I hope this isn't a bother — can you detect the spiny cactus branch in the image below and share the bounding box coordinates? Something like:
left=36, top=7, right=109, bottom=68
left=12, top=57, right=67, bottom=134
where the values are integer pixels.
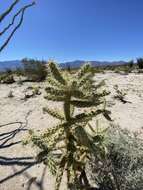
left=26, top=62, right=111, bottom=190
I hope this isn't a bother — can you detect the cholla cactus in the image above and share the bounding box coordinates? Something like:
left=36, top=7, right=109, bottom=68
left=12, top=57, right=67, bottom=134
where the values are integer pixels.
left=25, top=62, right=111, bottom=190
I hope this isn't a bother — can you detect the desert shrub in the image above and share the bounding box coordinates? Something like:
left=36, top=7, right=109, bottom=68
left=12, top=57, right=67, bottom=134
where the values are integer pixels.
left=121, top=66, right=132, bottom=74
left=32, top=86, right=41, bottom=95
left=113, top=85, right=128, bottom=103
left=22, top=58, right=48, bottom=82
left=128, top=60, right=134, bottom=68
left=137, top=58, right=143, bottom=69
left=14, top=67, right=25, bottom=76
left=138, top=69, right=143, bottom=73
left=114, top=65, right=132, bottom=74
left=5, top=68, right=13, bottom=75
left=93, top=67, right=104, bottom=73
left=24, top=62, right=111, bottom=190
left=89, top=126, right=143, bottom=190
left=0, top=73, right=15, bottom=84
left=114, top=67, right=123, bottom=74
left=27, top=85, right=41, bottom=95
left=114, top=69, right=120, bottom=74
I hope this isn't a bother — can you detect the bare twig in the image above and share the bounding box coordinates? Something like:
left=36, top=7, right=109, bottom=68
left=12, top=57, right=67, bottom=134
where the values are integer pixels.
left=0, top=0, right=20, bottom=23
left=0, top=1, right=35, bottom=53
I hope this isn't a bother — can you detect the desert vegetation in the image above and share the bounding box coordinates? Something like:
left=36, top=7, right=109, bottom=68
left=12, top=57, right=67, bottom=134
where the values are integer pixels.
left=0, top=52, right=143, bottom=189
left=89, top=125, right=143, bottom=190
left=24, top=62, right=112, bottom=190
left=137, top=58, right=143, bottom=69
left=0, top=61, right=143, bottom=190
left=1, top=1, right=143, bottom=190
left=0, top=72, right=15, bottom=84
left=0, top=58, right=48, bottom=84
left=22, top=58, right=48, bottom=82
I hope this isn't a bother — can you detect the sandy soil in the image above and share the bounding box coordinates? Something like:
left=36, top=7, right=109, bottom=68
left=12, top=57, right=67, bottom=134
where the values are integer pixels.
left=0, top=72, right=143, bottom=190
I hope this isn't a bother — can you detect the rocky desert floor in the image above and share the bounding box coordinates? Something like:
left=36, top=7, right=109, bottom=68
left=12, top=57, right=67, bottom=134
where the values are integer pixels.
left=0, top=72, right=143, bottom=190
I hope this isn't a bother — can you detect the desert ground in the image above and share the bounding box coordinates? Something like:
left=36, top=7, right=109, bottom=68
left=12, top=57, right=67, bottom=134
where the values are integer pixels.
left=0, top=72, right=143, bottom=190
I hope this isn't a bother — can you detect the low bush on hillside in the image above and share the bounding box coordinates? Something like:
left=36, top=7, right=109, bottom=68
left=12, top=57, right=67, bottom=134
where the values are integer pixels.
left=22, top=58, right=48, bottom=82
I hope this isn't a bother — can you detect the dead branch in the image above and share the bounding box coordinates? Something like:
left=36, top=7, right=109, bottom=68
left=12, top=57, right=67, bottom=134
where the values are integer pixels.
left=0, top=1, right=35, bottom=53
left=0, top=0, right=20, bottom=23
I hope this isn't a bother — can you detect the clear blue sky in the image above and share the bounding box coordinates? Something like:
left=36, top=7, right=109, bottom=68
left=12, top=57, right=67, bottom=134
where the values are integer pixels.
left=0, top=0, right=143, bottom=62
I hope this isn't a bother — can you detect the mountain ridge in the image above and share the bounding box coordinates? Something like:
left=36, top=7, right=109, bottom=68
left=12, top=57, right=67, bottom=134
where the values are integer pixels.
left=60, top=60, right=127, bottom=69
left=0, top=60, right=128, bottom=71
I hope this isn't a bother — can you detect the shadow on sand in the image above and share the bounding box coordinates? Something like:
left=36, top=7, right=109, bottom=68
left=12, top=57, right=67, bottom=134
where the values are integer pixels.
left=0, top=121, right=98, bottom=190
left=0, top=120, right=47, bottom=190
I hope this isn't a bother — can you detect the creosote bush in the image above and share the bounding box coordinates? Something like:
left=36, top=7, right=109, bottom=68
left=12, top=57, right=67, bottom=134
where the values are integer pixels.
left=0, top=73, right=15, bottom=84
left=24, top=62, right=111, bottom=190
left=22, top=58, right=48, bottom=82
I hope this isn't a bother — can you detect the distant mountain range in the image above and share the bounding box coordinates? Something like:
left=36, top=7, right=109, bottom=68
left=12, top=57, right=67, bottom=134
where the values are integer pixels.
left=60, top=60, right=127, bottom=69
left=0, top=60, right=22, bottom=71
left=0, top=60, right=128, bottom=71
